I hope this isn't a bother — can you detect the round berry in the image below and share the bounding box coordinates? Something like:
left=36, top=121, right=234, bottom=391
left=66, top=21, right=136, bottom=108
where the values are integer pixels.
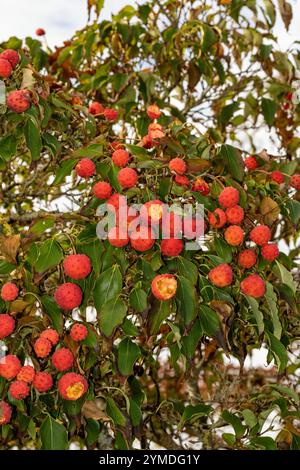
left=70, top=323, right=88, bottom=342
left=34, top=337, right=52, bottom=358
left=271, top=171, right=284, bottom=184
left=244, top=156, right=258, bottom=170
left=130, top=226, right=155, bottom=252
left=250, top=225, right=271, bottom=246
left=208, top=208, right=227, bottom=229
left=117, top=167, right=138, bottom=189
left=88, top=101, right=104, bottom=115
left=75, top=158, right=96, bottom=178
left=147, top=104, right=161, bottom=120
left=241, top=274, right=266, bottom=298
left=0, top=401, right=12, bottom=425
left=290, top=174, right=300, bottom=190
left=33, top=372, right=53, bottom=393
left=169, top=158, right=187, bottom=175
left=9, top=380, right=30, bottom=400
left=52, top=348, right=74, bottom=372
left=63, top=254, right=91, bottom=280
left=1, top=282, right=19, bottom=302
left=224, top=225, right=244, bottom=246
left=225, top=205, right=244, bottom=225
left=175, top=175, right=190, bottom=187
left=6, top=90, right=31, bottom=113
left=151, top=274, right=177, bottom=301
left=0, top=49, right=20, bottom=68
left=261, top=243, right=279, bottom=262
left=54, top=283, right=83, bottom=310
left=208, top=263, right=233, bottom=287
left=58, top=372, right=88, bottom=401
left=0, top=314, right=15, bottom=340
left=17, top=365, right=35, bottom=383
left=0, top=355, right=21, bottom=380
left=219, top=187, right=239, bottom=208
left=0, top=58, right=12, bottom=78
left=161, top=238, right=184, bottom=257
left=238, top=249, right=257, bottom=269
left=108, top=226, right=129, bottom=248
left=112, top=149, right=130, bottom=168
left=93, top=181, right=112, bottom=199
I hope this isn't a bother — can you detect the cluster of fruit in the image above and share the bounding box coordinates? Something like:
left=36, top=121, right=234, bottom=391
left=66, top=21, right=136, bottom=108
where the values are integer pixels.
left=244, top=156, right=300, bottom=190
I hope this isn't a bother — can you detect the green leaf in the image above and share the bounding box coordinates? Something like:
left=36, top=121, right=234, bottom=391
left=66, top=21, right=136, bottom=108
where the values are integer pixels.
left=201, top=24, right=217, bottom=52
left=220, top=144, right=244, bottom=182
left=287, top=200, right=300, bottom=225
left=40, top=416, right=68, bottom=450
left=179, top=404, right=212, bottom=429
left=0, top=135, right=17, bottom=161
left=214, top=237, right=232, bottom=263
left=148, top=299, right=172, bottom=335
left=99, top=297, right=127, bottom=337
left=0, top=260, right=16, bottom=275
left=176, top=257, right=198, bottom=285
left=78, top=239, right=104, bottom=277
left=106, top=397, right=126, bottom=427
left=199, top=305, right=220, bottom=337
left=40, top=295, right=64, bottom=333
left=86, top=419, right=100, bottom=447
left=245, top=295, right=264, bottom=335
left=273, top=260, right=296, bottom=294
left=94, top=265, right=122, bottom=310
left=261, top=98, right=277, bottom=126
left=269, top=384, right=299, bottom=405
left=129, top=398, right=142, bottom=427
left=176, top=276, right=197, bottom=325
left=250, top=436, right=277, bottom=450
left=265, top=282, right=282, bottom=339
left=222, top=410, right=245, bottom=438
left=129, top=288, right=148, bottom=313
left=125, top=144, right=148, bottom=157
left=222, top=433, right=236, bottom=446
left=266, top=331, right=288, bottom=373
left=219, top=102, right=239, bottom=125
left=182, top=320, right=202, bottom=358
left=242, top=409, right=257, bottom=429
left=24, top=119, right=42, bottom=160
left=53, top=159, right=76, bottom=185
left=118, top=338, right=141, bottom=376
left=35, top=239, right=63, bottom=272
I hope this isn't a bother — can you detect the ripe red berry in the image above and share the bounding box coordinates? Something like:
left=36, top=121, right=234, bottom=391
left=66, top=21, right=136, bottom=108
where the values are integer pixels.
left=241, top=274, right=265, bottom=298
left=108, top=226, right=129, bottom=247
left=40, top=329, right=59, bottom=346
left=175, top=175, right=190, bottom=187
left=208, top=263, right=233, bottom=287
left=72, top=95, right=83, bottom=106
left=250, top=225, right=271, bottom=246
left=192, top=177, right=210, bottom=195
left=290, top=174, right=300, bottom=190
left=225, top=205, right=244, bottom=225
left=163, top=211, right=182, bottom=237
left=0, top=401, right=12, bottom=425
left=244, top=156, right=258, bottom=170
left=151, top=274, right=177, bottom=301
left=93, top=181, right=112, bottom=199
left=63, top=254, right=91, bottom=280
left=0, top=314, right=15, bottom=340
left=140, top=200, right=164, bottom=225
left=208, top=208, right=227, bottom=229
left=261, top=243, right=279, bottom=261
left=0, top=49, right=20, bottom=68
left=238, top=249, right=257, bottom=269
left=103, top=108, right=118, bottom=121
left=36, top=28, right=46, bottom=36
left=0, top=58, right=12, bottom=78
left=142, top=134, right=154, bottom=148
left=75, top=158, right=96, bottom=178
left=0, top=355, right=21, bottom=380
left=219, top=187, right=239, bottom=208
left=9, top=380, right=30, bottom=400
left=117, top=167, right=138, bottom=189
left=107, top=193, right=127, bottom=212
left=52, top=348, right=74, bottom=372
left=6, top=90, right=31, bottom=113
left=110, top=141, right=124, bottom=151
left=169, top=158, right=187, bottom=175
left=130, top=226, right=155, bottom=252
left=70, top=323, right=88, bottom=342
left=271, top=171, right=284, bottom=184
left=34, top=337, right=52, bottom=358
left=148, top=122, right=164, bottom=139
left=1, top=282, right=19, bottom=301
left=58, top=372, right=88, bottom=401
left=112, top=149, right=130, bottom=168
left=224, top=225, right=244, bottom=246
left=88, top=101, right=104, bottom=115
left=147, top=104, right=161, bottom=120
left=161, top=238, right=184, bottom=257
left=54, top=283, right=83, bottom=310
left=17, top=365, right=35, bottom=383
left=33, top=371, right=53, bottom=393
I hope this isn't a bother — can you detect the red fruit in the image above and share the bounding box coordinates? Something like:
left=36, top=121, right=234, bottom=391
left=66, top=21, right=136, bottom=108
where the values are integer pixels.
left=192, top=177, right=210, bottom=195
left=182, top=216, right=200, bottom=239
left=117, top=167, right=138, bottom=189
left=112, top=149, right=130, bottom=168
left=70, top=323, right=88, bottom=342
left=63, top=254, right=91, bottom=280
left=54, top=283, right=83, bottom=310
left=140, top=200, right=164, bottom=225
left=0, top=401, right=12, bottom=425
left=0, top=58, right=12, bottom=78
left=290, top=174, right=300, bottom=190
left=36, top=28, right=45, bottom=36
left=208, top=263, right=233, bottom=287
left=110, top=141, right=124, bottom=151
left=52, top=348, right=74, bottom=372
left=17, top=365, right=35, bottom=383
left=142, top=134, right=154, bottom=148
left=93, top=181, right=112, bottom=199
left=238, top=249, right=257, bottom=269
left=224, top=225, right=244, bottom=246
left=148, top=122, right=164, bottom=139
left=161, top=238, right=184, bottom=257
left=162, top=211, right=182, bottom=238
left=261, top=243, right=279, bottom=261
left=103, top=108, right=118, bottom=121
left=108, top=226, right=129, bottom=247
left=72, top=95, right=83, bottom=106
left=1, top=282, right=19, bottom=301
left=250, top=225, right=271, bottom=246
left=34, top=337, right=52, bottom=358
left=225, top=205, right=244, bottom=225
left=147, top=104, right=161, bottom=120
left=107, top=193, right=127, bottom=212
left=88, top=101, right=104, bottom=115
left=40, top=328, right=59, bottom=346
left=0, top=49, right=20, bottom=68
left=130, top=226, right=155, bottom=252
left=58, top=372, right=88, bottom=401
left=219, top=187, right=239, bottom=208
left=240, top=274, right=265, bottom=298
left=169, top=158, right=187, bottom=175
left=244, top=156, right=258, bottom=170
left=175, top=175, right=190, bottom=187
left=6, top=90, right=31, bottom=113
left=151, top=274, right=177, bottom=301
left=9, top=380, right=30, bottom=400
left=271, top=171, right=284, bottom=184
left=208, top=208, right=227, bottom=228
left=0, top=355, right=21, bottom=380
left=0, top=314, right=15, bottom=340
left=33, top=371, right=53, bottom=393
left=75, top=158, right=96, bottom=178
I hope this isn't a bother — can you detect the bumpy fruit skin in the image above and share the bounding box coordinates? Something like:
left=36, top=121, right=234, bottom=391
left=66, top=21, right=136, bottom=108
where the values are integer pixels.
left=238, top=249, right=257, bottom=269
left=103, top=108, right=118, bottom=121
left=208, top=208, right=227, bottom=228
left=192, top=177, right=210, bottom=195
left=147, top=104, right=161, bottom=120
left=110, top=141, right=124, bottom=151
left=40, top=329, right=59, bottom=346
left=58, top=372, right=88, bottom=401
left=0, top=401, right=12, bottom=425
left=9, top=380, right=30, bottom=400
left=52, top=348, right=74, bottom=372
left=141, top=200, right=164, bottom=225
left=130, top=226, right=155, bottom=252
left=169, top=158, right=187, bottom=175
left=112, top=149, right=130, bottom=168
left=250, top=225, right=271, bottom=246
left=0, top=355, right=21, bottom=380
left=117, top=167, right=138, bottom=189
left=183, top=216, right=205, bottom=239
left=33, top=372, right=53, bottom=392
left=0, top=58, right=12, bottom=78
left=54, top=283, right=83, bottom=310
left=161, top=238, right=184, bottom=257
left=93, top=181, right=112, bottom=200
left=17, top=365, right=35, bottom=383
left=175, top=175, right=190, bottom=187
left=75, top=158, right=96, bottom=178
left=6, top=90, right=31, bottom=113
left=240, top=274, right=266, bottom=298
left=244, top=156, right=258, bottom=170
left=151, top=274, right=177, bottom=301
left=1, top=282, right=19, bottom=301
left=70, top=323, right=88, bottom=342
left=0, top=314, right=15, bottom=340
left=148, top=122, right=164, bottom=139
left=34, top=337, right=52, bottom=358
left=162, top=212, right=182, bottom=238
left=36, top=28, right=45, bottom=36
left=271, top=171, right=284, bottom=184
left=261, top=243, right=279, bottom=261
left=0, top=49, right=20, bottom=68
left=208, top=263, right=233, bottom=287
left=108, top=226, right=129, bottom=247
left=107, top=193, right=127, bottom=212
left=224, top=225, right=244, bottom=246
left=219, top=187, right=239, bottom=208
left=88, top=101, right=104, bottom=115
left=225, top=205, right=244, bottom=225
left=290, top=174, right=300, bottom=190
left=63, top=254, right=91, bottom=280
